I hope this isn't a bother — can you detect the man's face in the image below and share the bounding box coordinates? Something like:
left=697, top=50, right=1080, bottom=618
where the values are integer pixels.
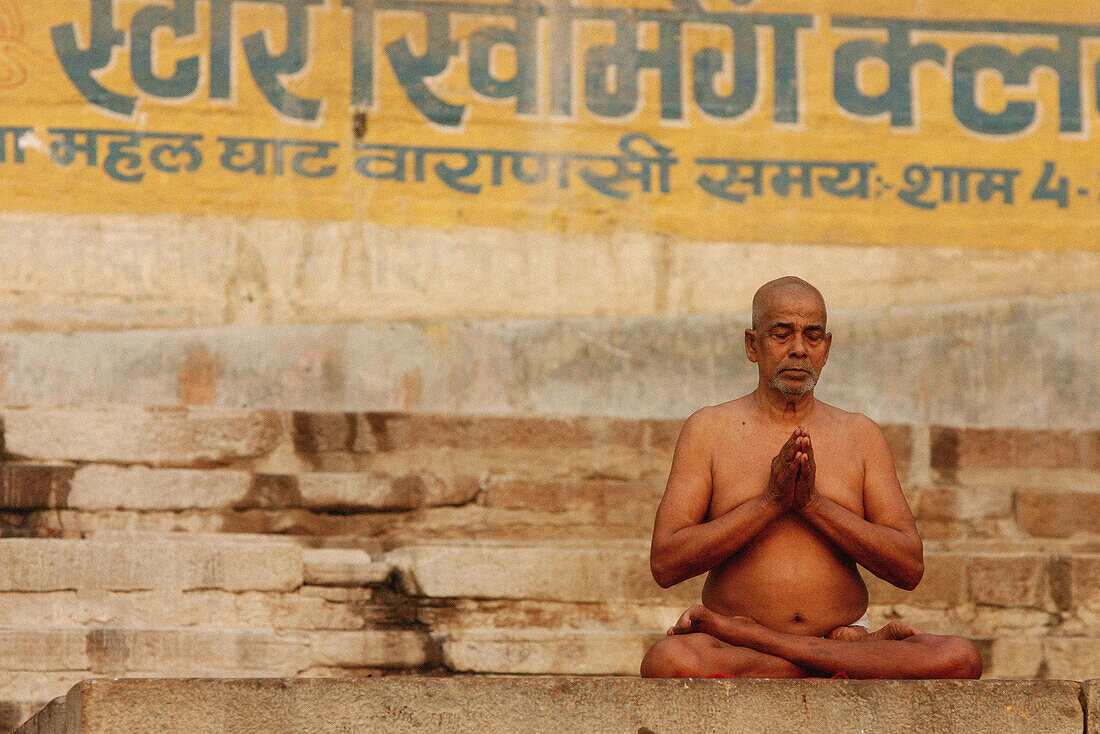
left=745, top=290, right=831, bottom=396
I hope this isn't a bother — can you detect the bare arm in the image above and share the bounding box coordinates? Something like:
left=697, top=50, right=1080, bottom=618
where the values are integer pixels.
left=650, top=411, right=798, bottom=588
left=793, top=419, right=923, bottom=590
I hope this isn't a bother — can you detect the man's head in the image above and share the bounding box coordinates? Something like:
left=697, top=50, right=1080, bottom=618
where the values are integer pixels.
left=745, top=277, right=831, bottom=396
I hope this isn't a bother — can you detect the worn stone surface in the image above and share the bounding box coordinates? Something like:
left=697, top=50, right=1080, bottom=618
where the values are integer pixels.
left=1016, top=490, right=1100, bottom=539
left=1, top=407, right=282, bottom=466
left=986, top=639, right=1045, bottom=679
left=302, top=549, right=392, bottom=587
left=967, top=555, right=1051, bottom=610
left=387, top=541, right=701, bottom=604
left=14, top=677, right=1087, bottom=734
left=2, top=294, right=1099, bottom=428
left=1087, top=679, right=1099, bottom=734
left=68, top=467, right=252, bottom=511
left=441, top=629, right=658, bottom=675
left=0, top=538, right=302, bottom=592
left=0, top=464, right=75, bottom=510
left=1042, top=638, right=1100, bottom=680
left=0, top=589, right=364, bottom=630
left=294, top=473, right=480, bottom=511
left=0, top=627, right=306, bottom=676
left=307, top=630, right=434, bottom=669
left=860, top=554, right=968, bottom=608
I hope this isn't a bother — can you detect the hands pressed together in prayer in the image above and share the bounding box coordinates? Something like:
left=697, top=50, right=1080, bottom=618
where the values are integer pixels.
left=763, top=427, right=820, bottom=514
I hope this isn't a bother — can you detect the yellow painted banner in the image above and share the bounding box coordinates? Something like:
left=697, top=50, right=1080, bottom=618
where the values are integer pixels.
left=2, top=0, right=1099, bottom=248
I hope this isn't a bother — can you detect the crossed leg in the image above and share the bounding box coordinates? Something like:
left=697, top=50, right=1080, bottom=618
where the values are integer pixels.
left=641, top=606, right=982, bottom=680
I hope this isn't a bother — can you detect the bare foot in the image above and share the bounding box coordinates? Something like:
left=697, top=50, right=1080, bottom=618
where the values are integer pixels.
left=868, top=621, right=922, bottom=641
left=826, top=625, right=870, bottom=642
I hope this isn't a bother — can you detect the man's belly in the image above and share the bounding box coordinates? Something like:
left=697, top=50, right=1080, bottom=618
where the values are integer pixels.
left=700, top=517, right=869, bottom=637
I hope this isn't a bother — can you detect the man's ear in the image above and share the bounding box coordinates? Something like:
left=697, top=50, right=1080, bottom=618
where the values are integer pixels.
left=745, top=329, right=759, bottom=363
left=822, top=332, right=832, bottom=362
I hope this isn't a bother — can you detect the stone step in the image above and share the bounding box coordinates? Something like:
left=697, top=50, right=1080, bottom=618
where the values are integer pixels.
left=0, top=625, right=434, bottom=677
left=0, top=536, right=302, bottom=592
left=15, top=677, right=1095, bottom=734
left=0, top=462, right=479, bottom=512
left=385, top=540, right=1100, bottom=610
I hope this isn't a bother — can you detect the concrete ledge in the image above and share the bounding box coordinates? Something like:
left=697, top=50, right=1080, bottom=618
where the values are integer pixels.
left=15, top=677, right=1091, bottom=734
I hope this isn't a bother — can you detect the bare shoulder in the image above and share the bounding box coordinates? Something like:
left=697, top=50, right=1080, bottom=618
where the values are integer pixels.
left=675, top=398, right=751, bottom=451
left=814, top=403, right=889, bottom=452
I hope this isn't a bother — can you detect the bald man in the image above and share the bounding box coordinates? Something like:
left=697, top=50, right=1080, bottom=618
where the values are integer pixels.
left=640, top=277, right=982, bottom=679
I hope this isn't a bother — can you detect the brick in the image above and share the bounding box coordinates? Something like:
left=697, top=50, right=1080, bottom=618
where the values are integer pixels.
left=308, top=630, right=434, bottom=669
left=1042, top=637, right=1100, bottom=680
left=480, top=477, right=662, bottom=524
left=1069, top=556, right=1100, bottom=612
left=0, top=538, right=302, bottom=592
left=0, top=463, right=75, bottom=510
left=440, top=628, right=657, bottom=675
left=386, top=542, right=701, bottom=605
left=295, top=472, right=480, bottom=511
left=914, top=486, right=1012, bottom=523
left=967, top=554, right=1050, bottom=609
left=986, top=638, right=1044, bottom=679
left=369, top=415, right=648, bottom=452
left=862, top=554, right=968, bottom=608
left=67, top=466, right=251, bottom=510
left=930, top=427, right=1099, bottom=472
left=1017, top=490, right=1100, bottom=539
left=291, top=413, right=357, bottom=454
left=303, top=549, right=393, bottom=587
left=965, top=608, right=1054, bottom=637
left=880, top=424, right=912, bottom=474
left=1, top=407, right=282, bottom=466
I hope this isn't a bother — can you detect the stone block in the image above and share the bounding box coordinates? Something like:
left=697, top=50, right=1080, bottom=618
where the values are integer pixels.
left=0, top=627, right=305, bottom=676
left=296, top=473, right=479, bottom=511
left=1087, top=679, right=1099, bottom=734
left=1017, top=490, right=1100, bottom=539
left=914, top=486, right=1013, bottom=523
left=242, top=472, right=479, bottom=511
left=440, top=628, right=657, bottom=674
left=67, top=466, right=251, bottom=510
left=862, top=553, right=968, bottom=608
left=387, top=542, right=701, bottom=605
left=1, top=407, right=282, bottom=466
left=480, top=477, right=662, bottom=525
left=308, top=630, right=434, bottom=669
left=14, top=677, right=1088, bottom=734
left=931, top=427, right=1099, bottom=472
left=1042, top=638, right=1100, bottom=681
left=1071, top=556, right=1100, bottom=611
left=0, top=538, right=302, bottom=592
left=880, top=424, right=912, bottom=474
left=967, top=554, right=1050, bottom=609
left=370, top=415, right=649, bottom=452
left=302, top=549, right=393, bottom=587
left=986, top=638, right=1044, bottom=679
left=0, top=463, right=75, bottom=510
left=290, top=413, right=357, bottom=454
left=0, top=589, right=364, bottom=631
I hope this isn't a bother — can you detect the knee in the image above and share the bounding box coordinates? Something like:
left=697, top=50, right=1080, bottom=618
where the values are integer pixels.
left=936, top=636, right=983, bottom=679
left=640, top=635, right=707, bottom=678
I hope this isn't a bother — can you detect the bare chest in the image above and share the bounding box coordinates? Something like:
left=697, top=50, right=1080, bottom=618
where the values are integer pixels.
left=708, top=430, right=865, bottom=519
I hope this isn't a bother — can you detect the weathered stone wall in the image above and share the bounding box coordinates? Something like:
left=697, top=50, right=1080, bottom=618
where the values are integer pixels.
left=0, top=408, right=1097, bottom=730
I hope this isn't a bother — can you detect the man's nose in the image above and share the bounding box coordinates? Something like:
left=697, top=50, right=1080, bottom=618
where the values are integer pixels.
left=789, top=333, right=808, bottom=357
